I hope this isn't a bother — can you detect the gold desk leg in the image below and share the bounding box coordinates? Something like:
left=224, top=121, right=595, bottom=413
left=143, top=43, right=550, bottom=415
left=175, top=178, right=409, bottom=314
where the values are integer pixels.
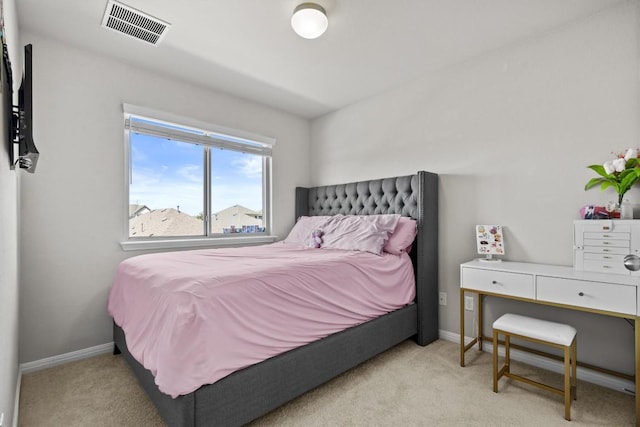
left=460, top=288, right=465, bottom=367
left=635, top=317, right=639, bottom=424
left=478, top=293, right=484, bottom=352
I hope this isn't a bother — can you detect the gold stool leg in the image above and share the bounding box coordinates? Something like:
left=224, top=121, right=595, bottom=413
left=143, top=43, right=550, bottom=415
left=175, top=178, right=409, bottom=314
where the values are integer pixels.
left=564, top=345, right=571, bottom=421
left=493, top=329, right=499, bottom=392
left=505, top=334, right=510, bottom=374
left=571, top=338, right=577, bottom=401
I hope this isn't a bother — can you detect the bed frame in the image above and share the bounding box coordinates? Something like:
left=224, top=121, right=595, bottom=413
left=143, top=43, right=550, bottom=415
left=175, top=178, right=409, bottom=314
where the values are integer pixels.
left=113, top=170, right=439, bottom=426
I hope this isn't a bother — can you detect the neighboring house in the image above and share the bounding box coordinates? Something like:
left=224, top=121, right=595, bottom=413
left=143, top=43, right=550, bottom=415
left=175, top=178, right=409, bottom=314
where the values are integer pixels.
left=211, top=205, right=264, bottom=234
left=129, top=204, right=151, bottom=219
left=129, top=205, right=264, bottom=237
left=129, top=208, right=204, bottom=237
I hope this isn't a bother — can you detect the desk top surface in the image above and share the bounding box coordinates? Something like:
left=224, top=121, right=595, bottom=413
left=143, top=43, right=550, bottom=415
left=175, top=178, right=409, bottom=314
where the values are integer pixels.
left=461, top=259, right=639, bottom=287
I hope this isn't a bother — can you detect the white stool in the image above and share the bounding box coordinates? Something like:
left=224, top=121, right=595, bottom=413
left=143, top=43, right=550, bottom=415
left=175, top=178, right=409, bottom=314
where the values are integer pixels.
left=493, top=313, right=577, bottom=421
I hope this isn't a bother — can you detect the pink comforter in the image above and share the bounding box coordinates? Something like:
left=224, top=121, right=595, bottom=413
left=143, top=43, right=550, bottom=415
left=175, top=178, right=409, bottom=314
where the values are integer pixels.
left=108, top=242, right=415, bottom=397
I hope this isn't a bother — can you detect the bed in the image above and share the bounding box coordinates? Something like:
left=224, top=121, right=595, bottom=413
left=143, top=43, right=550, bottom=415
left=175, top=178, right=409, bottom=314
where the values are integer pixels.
left=111, top=170, right=439, bottom=426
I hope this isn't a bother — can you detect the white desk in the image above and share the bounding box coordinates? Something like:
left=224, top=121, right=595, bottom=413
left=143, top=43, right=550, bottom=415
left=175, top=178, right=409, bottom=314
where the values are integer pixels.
left=459, top=259, right=640, bottom=423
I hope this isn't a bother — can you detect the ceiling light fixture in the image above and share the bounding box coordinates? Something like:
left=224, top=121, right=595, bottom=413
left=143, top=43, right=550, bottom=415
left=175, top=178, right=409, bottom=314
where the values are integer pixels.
left=291, top=3, right=328, bottom=39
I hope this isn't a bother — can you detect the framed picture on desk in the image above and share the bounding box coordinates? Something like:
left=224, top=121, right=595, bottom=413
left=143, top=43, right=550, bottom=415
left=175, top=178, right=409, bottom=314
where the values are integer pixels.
left=476, top=225, right=505, bottom=260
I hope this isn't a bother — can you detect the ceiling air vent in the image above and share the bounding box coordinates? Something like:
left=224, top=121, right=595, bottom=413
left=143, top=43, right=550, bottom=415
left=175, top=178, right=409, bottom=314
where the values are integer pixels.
left=101, top=0, right=171, bottom=46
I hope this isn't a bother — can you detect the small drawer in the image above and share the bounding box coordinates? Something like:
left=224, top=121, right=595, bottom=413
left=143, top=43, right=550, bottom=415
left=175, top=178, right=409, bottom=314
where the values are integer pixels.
left=582, top=259, right=629, bottom=275
left=579, top=221, right=631, bottom=233
left=583, top=252, right=624, bottom=262
left=582, top=246, right=630, bottom=255
left=584, top=232, right=630, bottom=240
left=583, top=239, right=630, bottom=248
left=537, top=276, right=636, bottom=315
left=461, top=267, right=534, bottom=299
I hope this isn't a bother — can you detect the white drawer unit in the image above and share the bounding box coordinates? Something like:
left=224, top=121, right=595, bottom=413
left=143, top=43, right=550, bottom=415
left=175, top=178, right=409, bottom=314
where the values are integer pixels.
left=536, top=276, right=636, bottom=315
left=461, top=267, right=534, bottom=299
left=574, top=220, right=640, bottom=275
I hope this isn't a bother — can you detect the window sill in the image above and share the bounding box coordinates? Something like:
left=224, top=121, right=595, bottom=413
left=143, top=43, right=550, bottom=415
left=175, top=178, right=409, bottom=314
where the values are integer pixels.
left=120, top=235, right=278, bottom=252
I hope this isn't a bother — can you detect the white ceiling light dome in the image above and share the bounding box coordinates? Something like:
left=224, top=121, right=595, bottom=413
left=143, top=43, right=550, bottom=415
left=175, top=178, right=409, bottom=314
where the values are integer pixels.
left=291, top=3, right=328, bottom=39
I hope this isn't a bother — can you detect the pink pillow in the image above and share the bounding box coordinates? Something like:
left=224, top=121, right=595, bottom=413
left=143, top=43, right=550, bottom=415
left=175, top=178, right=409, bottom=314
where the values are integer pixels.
left=284, top=216, right=332, bottom=244
left=383, top=217, right=417, bottom=255
left=321, top=214, right=400, bottom=255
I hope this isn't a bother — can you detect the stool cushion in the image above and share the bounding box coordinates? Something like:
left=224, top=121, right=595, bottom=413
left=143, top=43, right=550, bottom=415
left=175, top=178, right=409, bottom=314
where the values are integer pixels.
left=493, top=313, right=576, bottom=346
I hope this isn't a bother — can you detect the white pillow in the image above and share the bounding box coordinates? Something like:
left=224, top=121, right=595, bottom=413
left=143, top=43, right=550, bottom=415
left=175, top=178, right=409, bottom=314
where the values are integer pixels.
left=283, top=216, right=332, bottom=244
left=321, top=214, right=401, bottom=255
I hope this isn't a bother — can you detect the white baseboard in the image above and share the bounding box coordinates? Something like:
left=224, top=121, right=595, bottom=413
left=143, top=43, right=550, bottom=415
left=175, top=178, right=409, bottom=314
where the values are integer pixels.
left=20, top=342, right=114, bottom=375
left=438, top=329, right=635, bottom=395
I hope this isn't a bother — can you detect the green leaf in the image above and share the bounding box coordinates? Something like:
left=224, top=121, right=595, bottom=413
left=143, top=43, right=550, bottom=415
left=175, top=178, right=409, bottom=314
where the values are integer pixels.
left=621, top=172, right=639, bottom=189
left=619, top=168, right=635, bottom=180
left=600, top=181, right=615, bottom=191
left=585, top=177, right=606, bottom=190
left=587, top=164, right=610, bottom=178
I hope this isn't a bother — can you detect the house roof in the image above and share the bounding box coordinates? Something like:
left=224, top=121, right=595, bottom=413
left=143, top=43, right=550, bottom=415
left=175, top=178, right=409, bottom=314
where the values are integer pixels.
left=129, top=208, right=204, bottom=237
left=214, top=204, right=261, bottom=217
left=211, top=205, right=263, bottom=233
left=129, top=204, right=150, bottom=218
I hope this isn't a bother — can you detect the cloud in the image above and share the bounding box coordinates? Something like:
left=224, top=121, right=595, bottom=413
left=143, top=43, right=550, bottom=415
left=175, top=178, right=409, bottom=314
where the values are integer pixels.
left=234, top=155, right=262, bottom=178
left=130, top=168, right=203, bottom=216
left=178, top=164, right=202, bottom=183
left=211, top=182, right=263, bottom=213
left=130, top=145, right=147, bottom=163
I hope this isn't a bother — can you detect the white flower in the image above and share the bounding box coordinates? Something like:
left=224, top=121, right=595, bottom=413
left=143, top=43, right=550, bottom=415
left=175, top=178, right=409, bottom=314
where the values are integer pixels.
left=612, top=157, right=626, bottom=172
left=625, top=148, right=638, bottom=161
left=603, top=160, right=615, bottom=174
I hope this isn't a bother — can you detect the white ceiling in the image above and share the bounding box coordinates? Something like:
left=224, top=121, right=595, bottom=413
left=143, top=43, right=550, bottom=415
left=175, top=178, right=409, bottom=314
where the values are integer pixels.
left=17, top=0, right=626, bottom=119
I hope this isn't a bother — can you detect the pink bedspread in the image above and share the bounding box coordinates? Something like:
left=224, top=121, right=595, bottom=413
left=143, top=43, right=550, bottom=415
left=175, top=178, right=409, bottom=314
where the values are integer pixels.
left=108, top=242, right=415, bottom=398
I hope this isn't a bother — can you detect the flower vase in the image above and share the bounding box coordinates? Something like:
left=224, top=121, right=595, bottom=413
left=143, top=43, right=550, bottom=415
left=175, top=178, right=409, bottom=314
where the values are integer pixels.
left=620, top=199, right=633, bottom=219
left=606, top=201, right=620, bottom=219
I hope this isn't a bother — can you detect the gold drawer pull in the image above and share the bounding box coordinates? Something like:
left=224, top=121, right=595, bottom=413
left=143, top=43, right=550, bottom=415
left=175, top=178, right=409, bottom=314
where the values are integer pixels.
left=603, top=265, right=612, bottom=269
left=603, top=249, right=610, bottom=252
left=603, top=256, right=612, bottom=259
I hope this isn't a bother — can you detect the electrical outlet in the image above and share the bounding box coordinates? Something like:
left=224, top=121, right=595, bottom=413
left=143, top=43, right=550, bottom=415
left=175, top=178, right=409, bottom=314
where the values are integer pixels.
left=464, top=296, right=474, bottom=311
left=438, top=292, right=447, bottom=306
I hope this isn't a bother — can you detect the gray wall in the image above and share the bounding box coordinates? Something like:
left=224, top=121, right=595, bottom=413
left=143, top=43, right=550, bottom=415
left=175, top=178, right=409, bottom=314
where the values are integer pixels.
left=0, top=0, right=20, bottom=423
left=310, top=2, right=640, bottom=374
left=18, top=33, right=311, bottom=363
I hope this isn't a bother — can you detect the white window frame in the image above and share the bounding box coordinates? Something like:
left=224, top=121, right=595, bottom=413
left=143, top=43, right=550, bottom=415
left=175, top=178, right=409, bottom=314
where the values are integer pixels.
left=120, top=104, right=277, bottom=251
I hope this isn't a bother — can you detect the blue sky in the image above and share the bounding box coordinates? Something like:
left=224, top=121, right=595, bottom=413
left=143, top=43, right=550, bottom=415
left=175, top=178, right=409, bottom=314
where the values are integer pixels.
left=130, top=133, right=263, bottom=216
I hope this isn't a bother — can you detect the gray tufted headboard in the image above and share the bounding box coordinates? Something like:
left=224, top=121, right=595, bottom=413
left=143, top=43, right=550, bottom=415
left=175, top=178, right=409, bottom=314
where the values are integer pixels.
left=294, top=171, right=438, bottom=345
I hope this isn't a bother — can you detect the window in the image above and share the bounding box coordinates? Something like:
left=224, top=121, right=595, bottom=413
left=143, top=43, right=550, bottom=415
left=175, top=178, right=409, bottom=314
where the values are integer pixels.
left=123, top=105, right=274, bottom=249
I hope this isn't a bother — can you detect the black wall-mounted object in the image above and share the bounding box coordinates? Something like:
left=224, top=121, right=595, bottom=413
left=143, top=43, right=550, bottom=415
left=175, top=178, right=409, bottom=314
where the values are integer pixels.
left=2, top=41, right=13, bottom=167
left=4, top=43, right=39, bottom=173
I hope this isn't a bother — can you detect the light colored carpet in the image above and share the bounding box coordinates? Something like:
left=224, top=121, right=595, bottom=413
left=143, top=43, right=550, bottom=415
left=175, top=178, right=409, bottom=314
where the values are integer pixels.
left=19, top=339, right=635, bottom=426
